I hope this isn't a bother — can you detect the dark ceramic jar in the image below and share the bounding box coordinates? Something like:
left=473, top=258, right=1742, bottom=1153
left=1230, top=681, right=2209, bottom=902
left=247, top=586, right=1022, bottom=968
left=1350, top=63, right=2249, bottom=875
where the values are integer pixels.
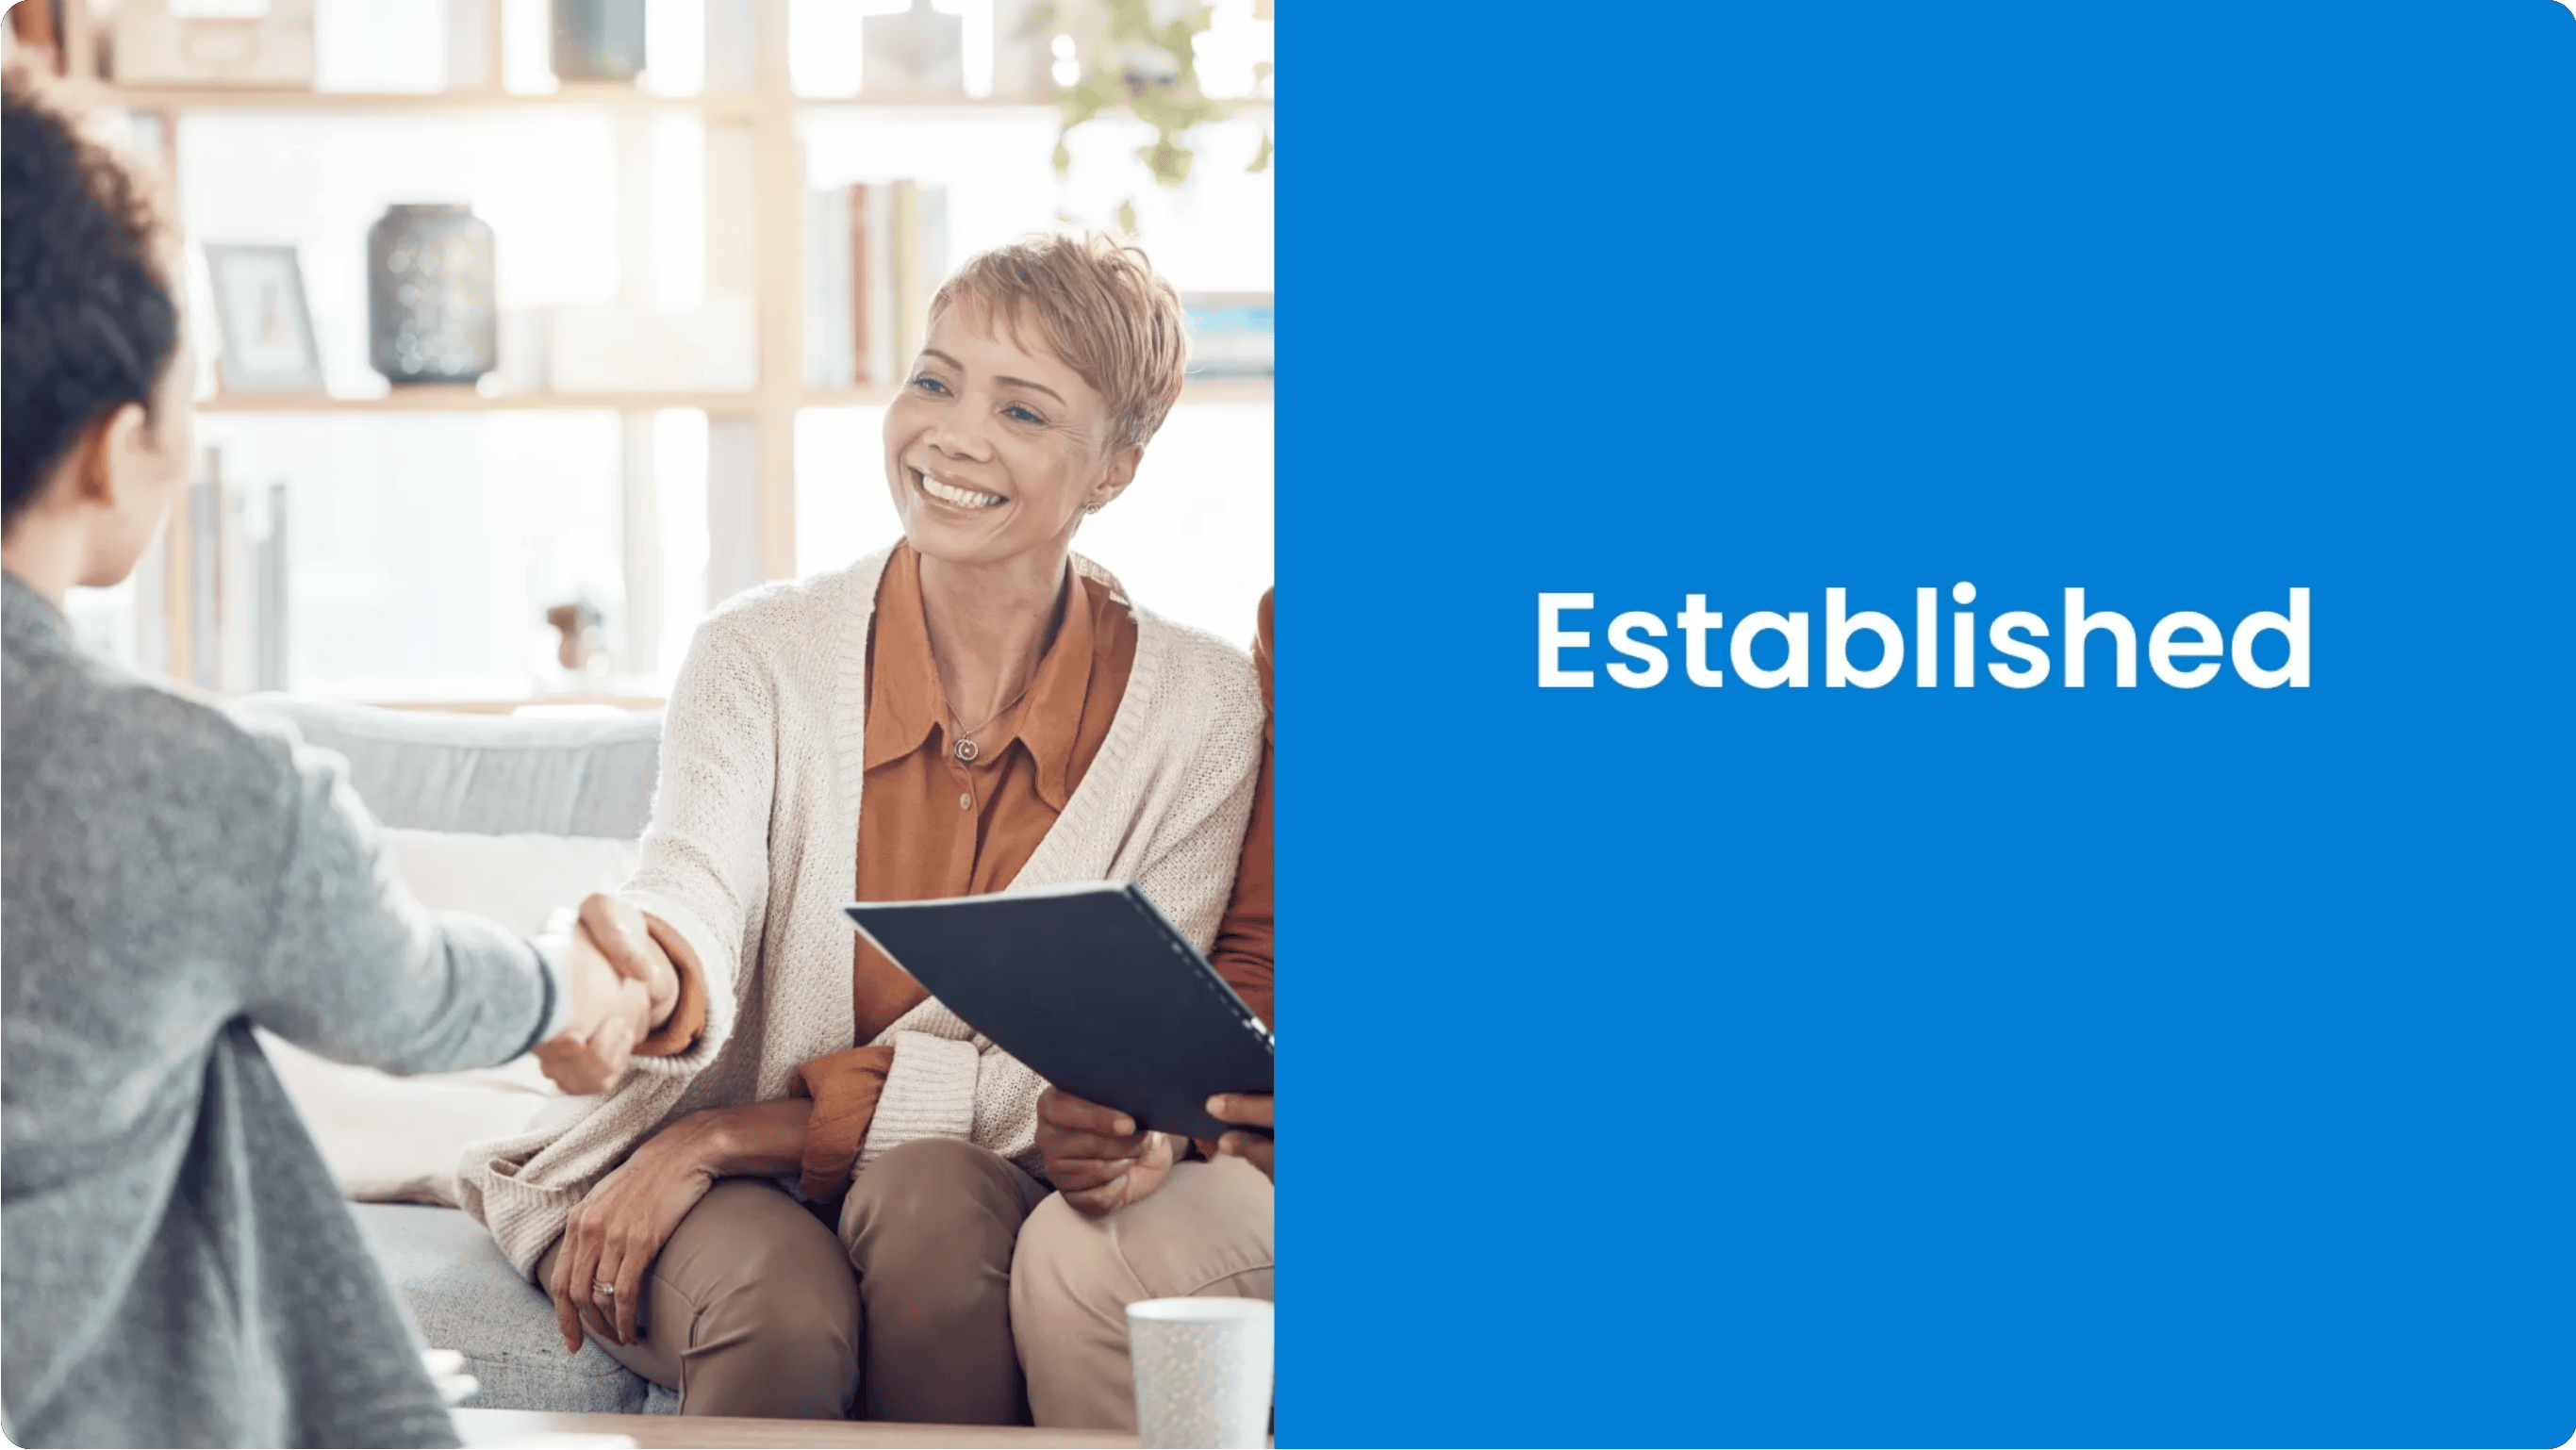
left=368, top=204, right=497, bottom=387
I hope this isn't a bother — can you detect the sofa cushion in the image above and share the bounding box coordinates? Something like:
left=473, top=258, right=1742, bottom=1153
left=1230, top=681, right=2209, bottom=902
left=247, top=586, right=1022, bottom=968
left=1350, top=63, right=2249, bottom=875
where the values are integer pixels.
left=233, top=694, right=663, bottom=839
left=354, top=1202, right=677, bottom=1415
left=258, top=1032, right=566, bottom=1205
left=384, top=827, right=643, bottom=939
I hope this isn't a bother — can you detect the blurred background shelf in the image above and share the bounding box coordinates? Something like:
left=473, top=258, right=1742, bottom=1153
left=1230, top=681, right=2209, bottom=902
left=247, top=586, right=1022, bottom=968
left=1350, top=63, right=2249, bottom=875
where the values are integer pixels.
left=76, top=83, right=758, bottom=113
left=1173, top=379, right=1272, bottom=404
left=24, top=0, right=1274, bottom=708
left=201, top=388, right=763, bottom=414
left=88, top=87, right=1148, bottom=116
left=202, top=379, right=1269, bottom=415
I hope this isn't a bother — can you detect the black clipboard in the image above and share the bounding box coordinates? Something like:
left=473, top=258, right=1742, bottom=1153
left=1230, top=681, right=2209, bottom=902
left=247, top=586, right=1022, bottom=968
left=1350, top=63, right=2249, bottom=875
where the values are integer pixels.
left=845, top=882, right=1274, bottom=1141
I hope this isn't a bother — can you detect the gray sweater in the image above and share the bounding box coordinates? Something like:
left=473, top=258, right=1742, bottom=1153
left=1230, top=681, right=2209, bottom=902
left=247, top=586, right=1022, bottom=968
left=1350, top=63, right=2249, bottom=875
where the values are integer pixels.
left=1, top=573, right=570, bottom=1448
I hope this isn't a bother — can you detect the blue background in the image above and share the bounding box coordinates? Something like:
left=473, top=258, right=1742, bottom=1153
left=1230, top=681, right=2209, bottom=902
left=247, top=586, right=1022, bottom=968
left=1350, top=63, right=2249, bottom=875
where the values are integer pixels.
left=1277, top=4, right=2574, bottom=1445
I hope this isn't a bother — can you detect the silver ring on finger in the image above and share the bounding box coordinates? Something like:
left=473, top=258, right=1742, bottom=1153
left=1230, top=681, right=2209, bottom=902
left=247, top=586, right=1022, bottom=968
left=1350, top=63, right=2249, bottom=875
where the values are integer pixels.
left=593, top=1281, right=617, bottom=1297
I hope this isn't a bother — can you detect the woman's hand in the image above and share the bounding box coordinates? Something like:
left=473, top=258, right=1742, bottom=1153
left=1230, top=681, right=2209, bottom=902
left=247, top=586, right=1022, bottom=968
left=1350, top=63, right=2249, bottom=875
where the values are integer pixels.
left=549, top=1123, right=717, bottom=1353
left=573, top=894, right=679, bottom=1029
left=1207, top=1094, right=1274, bottom=1181
left=531, top=925, right=653, bottom=1096
left=532, top=896, right=690, bottom=1096
left=1037, top=1086, right=1179, bottom=1215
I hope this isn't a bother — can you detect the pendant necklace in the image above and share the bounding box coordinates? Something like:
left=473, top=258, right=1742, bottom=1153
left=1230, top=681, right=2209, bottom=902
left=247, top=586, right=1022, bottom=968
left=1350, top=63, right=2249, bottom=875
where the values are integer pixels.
left=948, top=681, right=1032, bottom=765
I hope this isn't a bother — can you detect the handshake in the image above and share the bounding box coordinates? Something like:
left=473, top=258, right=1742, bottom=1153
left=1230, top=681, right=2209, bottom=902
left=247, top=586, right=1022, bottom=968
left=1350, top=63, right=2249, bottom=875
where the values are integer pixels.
left=530, top=894, right=684, bottom=1096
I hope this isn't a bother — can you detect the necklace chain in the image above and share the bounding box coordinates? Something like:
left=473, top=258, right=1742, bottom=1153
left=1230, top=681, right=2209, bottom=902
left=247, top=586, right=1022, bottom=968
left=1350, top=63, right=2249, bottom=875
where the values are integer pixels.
left=949, top=679, right=1032, bottom=749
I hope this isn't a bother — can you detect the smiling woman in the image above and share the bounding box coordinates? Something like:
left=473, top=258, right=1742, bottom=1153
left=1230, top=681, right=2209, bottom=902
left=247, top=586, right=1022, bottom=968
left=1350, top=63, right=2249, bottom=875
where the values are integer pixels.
left=455, top=232, right=1268, bottom=1427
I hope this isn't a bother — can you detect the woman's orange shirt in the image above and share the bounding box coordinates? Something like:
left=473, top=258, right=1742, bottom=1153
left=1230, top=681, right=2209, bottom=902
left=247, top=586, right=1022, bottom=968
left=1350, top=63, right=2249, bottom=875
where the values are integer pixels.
left=850, top=542, right=1141, bottom=1040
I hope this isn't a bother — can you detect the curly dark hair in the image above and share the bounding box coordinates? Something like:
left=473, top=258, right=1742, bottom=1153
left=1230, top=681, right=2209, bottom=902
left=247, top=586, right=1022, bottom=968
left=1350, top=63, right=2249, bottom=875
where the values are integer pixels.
left=2, top=67, right=181, bottom=526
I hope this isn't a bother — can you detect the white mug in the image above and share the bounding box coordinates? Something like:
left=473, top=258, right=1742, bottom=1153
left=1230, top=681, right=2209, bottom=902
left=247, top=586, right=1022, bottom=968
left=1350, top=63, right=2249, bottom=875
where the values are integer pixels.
left=1127, top=1296, right=1274, bottom=1449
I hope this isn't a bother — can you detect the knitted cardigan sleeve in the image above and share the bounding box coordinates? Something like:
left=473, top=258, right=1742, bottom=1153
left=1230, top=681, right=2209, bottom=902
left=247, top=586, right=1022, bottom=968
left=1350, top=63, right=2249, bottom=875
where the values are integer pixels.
left=854, top=633, right=1265, bottom=1181
left=452, top=602, right=789, bottom=1276
left=616, top=606, right=781, bottom=1080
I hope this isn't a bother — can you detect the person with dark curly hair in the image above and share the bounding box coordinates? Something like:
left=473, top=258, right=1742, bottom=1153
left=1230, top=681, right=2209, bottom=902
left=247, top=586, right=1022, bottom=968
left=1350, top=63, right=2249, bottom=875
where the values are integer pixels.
left=0, top=67, right=682, bottom=1448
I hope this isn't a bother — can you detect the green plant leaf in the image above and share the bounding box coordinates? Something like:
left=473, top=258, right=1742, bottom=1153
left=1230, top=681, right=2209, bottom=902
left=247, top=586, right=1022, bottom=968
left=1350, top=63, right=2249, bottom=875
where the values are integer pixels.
left=1049, top=1, right=1257, bottom=197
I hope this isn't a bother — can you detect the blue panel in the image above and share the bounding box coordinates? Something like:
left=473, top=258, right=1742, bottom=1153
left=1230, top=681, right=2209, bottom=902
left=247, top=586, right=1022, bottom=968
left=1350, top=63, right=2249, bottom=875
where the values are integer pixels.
left=1278, top=4, right=2576, bottom=1445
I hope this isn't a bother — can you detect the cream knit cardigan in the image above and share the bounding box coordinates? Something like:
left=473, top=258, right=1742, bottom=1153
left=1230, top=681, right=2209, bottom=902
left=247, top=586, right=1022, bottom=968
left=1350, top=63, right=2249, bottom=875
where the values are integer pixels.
left=456, top=546, right=1266, bottom=1278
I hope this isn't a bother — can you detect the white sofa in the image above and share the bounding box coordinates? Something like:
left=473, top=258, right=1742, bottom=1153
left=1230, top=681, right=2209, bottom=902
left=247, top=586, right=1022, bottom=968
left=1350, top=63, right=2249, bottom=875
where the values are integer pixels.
left=234, top=695, right=683, bottom=1415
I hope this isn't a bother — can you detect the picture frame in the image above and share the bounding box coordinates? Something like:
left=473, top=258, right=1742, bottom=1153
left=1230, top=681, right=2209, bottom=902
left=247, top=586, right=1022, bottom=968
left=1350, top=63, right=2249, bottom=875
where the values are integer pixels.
left=202, top=242, right=324, bottom=394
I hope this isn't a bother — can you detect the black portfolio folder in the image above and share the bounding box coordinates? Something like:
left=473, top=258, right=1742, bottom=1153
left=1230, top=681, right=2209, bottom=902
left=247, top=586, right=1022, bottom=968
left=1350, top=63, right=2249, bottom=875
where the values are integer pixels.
left=845, top=882, right=1274, bottom=1141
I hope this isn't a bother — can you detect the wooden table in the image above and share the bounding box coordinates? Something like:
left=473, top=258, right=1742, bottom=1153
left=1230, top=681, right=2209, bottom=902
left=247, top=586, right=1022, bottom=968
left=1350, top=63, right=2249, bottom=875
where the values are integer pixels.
left=453, top=1407, right=1138, bottom=1449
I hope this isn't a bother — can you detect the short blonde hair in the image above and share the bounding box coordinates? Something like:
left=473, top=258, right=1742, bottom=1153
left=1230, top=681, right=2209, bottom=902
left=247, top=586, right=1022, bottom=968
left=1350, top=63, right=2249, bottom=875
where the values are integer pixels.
left=931, top=232, right=1188, bottom=454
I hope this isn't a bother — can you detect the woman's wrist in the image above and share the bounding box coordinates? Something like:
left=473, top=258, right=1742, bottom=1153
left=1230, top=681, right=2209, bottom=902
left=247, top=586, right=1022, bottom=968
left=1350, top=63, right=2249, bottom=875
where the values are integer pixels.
left=621, top=1110, right=722, bottom=1183
left=674, top=1098, right=815, bottom=1179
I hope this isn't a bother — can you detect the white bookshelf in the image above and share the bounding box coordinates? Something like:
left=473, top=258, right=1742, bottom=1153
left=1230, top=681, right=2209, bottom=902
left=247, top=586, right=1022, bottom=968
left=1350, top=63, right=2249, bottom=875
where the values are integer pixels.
left=38, top=0, right=1275, bottom=702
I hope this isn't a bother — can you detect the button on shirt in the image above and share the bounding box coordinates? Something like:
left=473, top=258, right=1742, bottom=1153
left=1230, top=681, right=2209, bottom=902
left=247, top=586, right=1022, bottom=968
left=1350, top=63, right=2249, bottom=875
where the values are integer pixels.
left=850, top=542, right=1139, bottom=1043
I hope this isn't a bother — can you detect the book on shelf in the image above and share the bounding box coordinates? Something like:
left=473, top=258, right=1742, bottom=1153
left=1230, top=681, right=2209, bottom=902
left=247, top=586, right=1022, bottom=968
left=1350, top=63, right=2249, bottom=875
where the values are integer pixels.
left=805, top=178, right=949, bottom=390
left=1181, top=292, right=1275, bottom=379
left=253, top=480, right=289, bottom=693
left=804, top=183, right=855, bottom=388
left=159, top=451, right=289, bottom=694
left=189, top=474, right=220, bottom=687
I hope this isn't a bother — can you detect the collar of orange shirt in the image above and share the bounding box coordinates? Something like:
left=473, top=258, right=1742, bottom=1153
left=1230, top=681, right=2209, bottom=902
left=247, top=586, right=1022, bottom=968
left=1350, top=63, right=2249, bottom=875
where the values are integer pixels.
left=862, top=543, right=1115, bottom=811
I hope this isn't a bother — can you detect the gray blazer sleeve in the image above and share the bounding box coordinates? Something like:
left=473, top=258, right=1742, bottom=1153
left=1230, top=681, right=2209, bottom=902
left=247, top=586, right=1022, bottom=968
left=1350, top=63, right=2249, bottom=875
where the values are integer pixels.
left=239, top=732, right=570, bottom=1076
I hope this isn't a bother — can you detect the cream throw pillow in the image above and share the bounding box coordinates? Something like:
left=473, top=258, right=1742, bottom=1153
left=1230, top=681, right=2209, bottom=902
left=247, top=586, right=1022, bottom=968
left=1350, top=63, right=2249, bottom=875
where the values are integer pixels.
left=258, top=830, right=639, bottom=1205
